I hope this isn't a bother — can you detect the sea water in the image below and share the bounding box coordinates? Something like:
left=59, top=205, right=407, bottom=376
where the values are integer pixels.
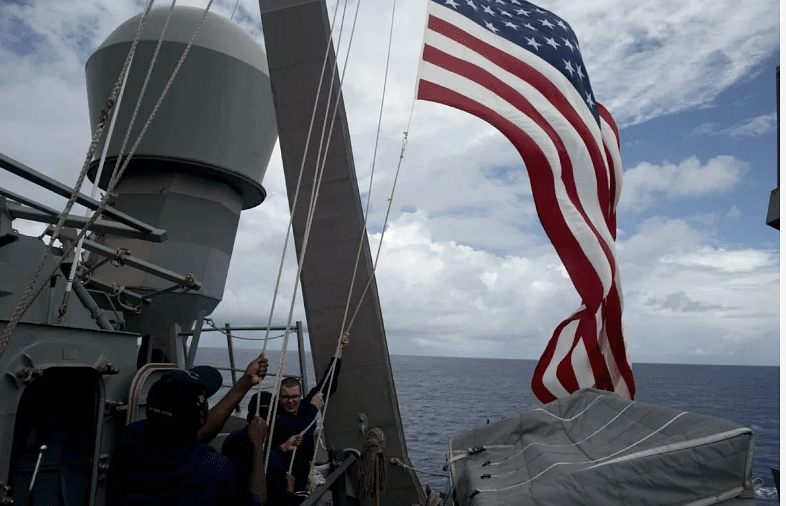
left=194, top=348, right=780, bottom=504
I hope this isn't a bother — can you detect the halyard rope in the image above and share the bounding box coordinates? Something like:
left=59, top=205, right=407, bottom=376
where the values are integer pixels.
left=259, top=0, right=353, bottom=474
left=0, top=0, right=156, bottom=358
left=59, top=0, right=180, bottom=322
left=309, top=0, right=403, bottom=473
left=0, top=0, right=214, bottom=356
left=266, top=0, right=360, bottom=472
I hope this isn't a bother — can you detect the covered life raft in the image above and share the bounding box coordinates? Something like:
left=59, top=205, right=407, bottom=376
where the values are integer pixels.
left=447, top=388, right=755, bottom=505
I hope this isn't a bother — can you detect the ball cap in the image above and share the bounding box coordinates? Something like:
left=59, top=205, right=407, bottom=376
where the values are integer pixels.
left=146, top=365, right=223, bottom=419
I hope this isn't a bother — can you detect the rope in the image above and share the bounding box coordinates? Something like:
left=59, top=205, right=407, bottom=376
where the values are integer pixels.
left=58, top=0, right=179, bottom=323
left=357, top=428, right=387, bottom=503
left=260, top=0, right=355, bottom=473
left=59, top=36, right=135, bottom=321
left=390, top=457, right=449, bottom=478
left=257, top=0, right=349, bottom=471
left=335, top=0, right=400, bottom=346
left=0, top=0, right=156, bottom=358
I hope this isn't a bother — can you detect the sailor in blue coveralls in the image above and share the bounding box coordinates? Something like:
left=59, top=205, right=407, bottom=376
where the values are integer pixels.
left=272, top=332, right=350, bottom=492
left=107, top=357, right=270, bottom=506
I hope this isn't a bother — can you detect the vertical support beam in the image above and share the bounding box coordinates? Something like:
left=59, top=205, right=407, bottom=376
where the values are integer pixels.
left=225, top=323, right=238, bottom=388
left=259, top=1, right=425, bottom=504
left=185, top=310, right=206, bottom=369
left=296, top=320, right=309, bottom=393
left=168, top=323, right=185, bottom=368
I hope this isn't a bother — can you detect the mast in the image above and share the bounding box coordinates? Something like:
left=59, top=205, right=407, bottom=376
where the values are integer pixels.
left=258, top=1, right=426, bottom=504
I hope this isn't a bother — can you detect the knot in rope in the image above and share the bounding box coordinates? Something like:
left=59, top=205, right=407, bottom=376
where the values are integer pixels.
left=425, top=490, right=443, bottom=506
left=111, top=247, right=129, bottom=267
left=306, top=466, right=326, bottom=494
left=357, top=427, right=386, bottom=501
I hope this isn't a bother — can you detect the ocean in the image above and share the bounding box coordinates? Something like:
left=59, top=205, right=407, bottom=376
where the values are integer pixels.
left=194, top=348, right=780, bottom=504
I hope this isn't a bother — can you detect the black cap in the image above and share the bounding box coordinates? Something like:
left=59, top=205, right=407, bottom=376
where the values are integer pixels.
left=146, top=365, right=223, bottom=419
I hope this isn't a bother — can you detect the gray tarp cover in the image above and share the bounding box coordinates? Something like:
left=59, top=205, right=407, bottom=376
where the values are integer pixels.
left=448, top=389, right=755, bottom=506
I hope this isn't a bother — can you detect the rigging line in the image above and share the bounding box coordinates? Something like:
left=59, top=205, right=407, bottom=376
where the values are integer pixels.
left=335, top=75, right=418, bottom=339
left=310, top=0, right=399, bottom=468
left=60, top=44, right=134, bottom=317
left=58, top=0, right=179, bottom=321
left=336, top=0, right=399, bottom=343
left=303, top=0, right=369, bottom=467
left=256, top=0, right=345, bottom=362
left=391, top=458, right=449, bottom=478
left=0, top=0, right=156, bottom=356
left=343, top=98, right=416, bottom=335
left=259, top=0, right=364, bottom=470
left=259, top=0, right=349, bottom=472
left=230, top=0, right=240, bottom=20
left=107, top=0, right=215, bottom=193
left=3, top=0, right=211, bottom=348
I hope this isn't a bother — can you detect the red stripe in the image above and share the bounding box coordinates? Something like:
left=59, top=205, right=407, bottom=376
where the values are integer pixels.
left=419, top=7, right=634, bottom=403
left=420, top=43, right=614, bottom=307
left=603, top=283, right=636, bottom=397
left=423, top=18, right=618, bottom=303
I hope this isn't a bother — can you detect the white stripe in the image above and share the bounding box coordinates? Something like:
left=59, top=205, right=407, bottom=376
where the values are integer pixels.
left=539, top=316, right=577, bottom=398
left=599, top=113, right=624, bottom=209
left=427, top=3, right=618, bottom=271
left=420, top=32, right=615, bottom=294
left=570, top=332, right=595, bottom=388
left=584, top=427, right=753, bottom=469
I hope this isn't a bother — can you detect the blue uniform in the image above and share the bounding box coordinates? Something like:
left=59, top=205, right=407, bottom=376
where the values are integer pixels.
left=108, top=420, right=260, bottom=506
left=272, top=358, right=341, bottom=491
left=223, top=427, right=304, bottom=505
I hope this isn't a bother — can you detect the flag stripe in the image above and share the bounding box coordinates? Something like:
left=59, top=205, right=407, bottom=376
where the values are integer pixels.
left=424, top=13, right=617, bottom=278
left=416, top=0, right=635, bottom=403
left=420, top=31, right=616, bottom=304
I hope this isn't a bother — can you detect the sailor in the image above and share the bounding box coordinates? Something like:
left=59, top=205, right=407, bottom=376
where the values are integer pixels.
left=273, top=332, right=350, bottom=492
left=198, top=352, right=270, bottom=444
left=223, top=392, right=304, bottom=505
left=107, top=357, right=270, bottom=506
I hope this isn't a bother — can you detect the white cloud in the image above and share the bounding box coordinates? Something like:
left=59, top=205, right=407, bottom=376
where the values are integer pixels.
left=688, top=113, right=778, bottom=138
left=619, top=156, right=748, bottom=213
left=552, top=0, right=779, bottom=126
left=722, top=113, right=778, bottom=138
left=0, top=0, right=779, bottom=367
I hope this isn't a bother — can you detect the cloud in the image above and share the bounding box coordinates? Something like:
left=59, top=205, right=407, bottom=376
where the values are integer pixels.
left=0, top=0, right=779, bottom=367
left=689, top=113, right=778, bottom=138
left=557, top=0, right=779, bottom=126
left=618, top=156, right=748, bottom=213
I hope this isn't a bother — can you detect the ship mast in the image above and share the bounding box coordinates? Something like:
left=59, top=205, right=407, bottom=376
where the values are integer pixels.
left=258, top=1, right=426, bottom=504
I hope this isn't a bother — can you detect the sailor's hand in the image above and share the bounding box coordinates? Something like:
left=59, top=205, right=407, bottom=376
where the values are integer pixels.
left=248, top=416, right=268, bottom=447
left=280, top=434, right=303, bottom=452
left=285, top=473, right=295, bottom=493
left=245, top=353, right=268, bottom=384
left=310, top=391, right=325, bottom=410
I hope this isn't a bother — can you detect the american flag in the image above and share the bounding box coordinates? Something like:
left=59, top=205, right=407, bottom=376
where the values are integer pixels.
left=415, top=0, right=635, bottom=402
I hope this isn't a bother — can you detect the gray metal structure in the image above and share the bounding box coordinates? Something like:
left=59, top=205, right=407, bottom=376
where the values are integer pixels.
left=258, top=1, right=425, bottom=504
left=0, top=6, right=281, bottom=505
left=83, top=6, right=279, bottom=363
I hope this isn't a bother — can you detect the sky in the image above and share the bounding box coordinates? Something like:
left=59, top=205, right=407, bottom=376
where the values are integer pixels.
left=0, top=0, right=780, bottom=366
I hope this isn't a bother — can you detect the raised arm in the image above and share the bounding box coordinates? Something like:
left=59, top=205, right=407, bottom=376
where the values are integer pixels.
left=307, top=332, right=350, bottom=401
left=197, top=353, right=268, bottom=443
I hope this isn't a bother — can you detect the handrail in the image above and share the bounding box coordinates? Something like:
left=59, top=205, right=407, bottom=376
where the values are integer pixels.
left=299, top=451, right=358, bottom=506
left=0, top=151, right=167, bottom=239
